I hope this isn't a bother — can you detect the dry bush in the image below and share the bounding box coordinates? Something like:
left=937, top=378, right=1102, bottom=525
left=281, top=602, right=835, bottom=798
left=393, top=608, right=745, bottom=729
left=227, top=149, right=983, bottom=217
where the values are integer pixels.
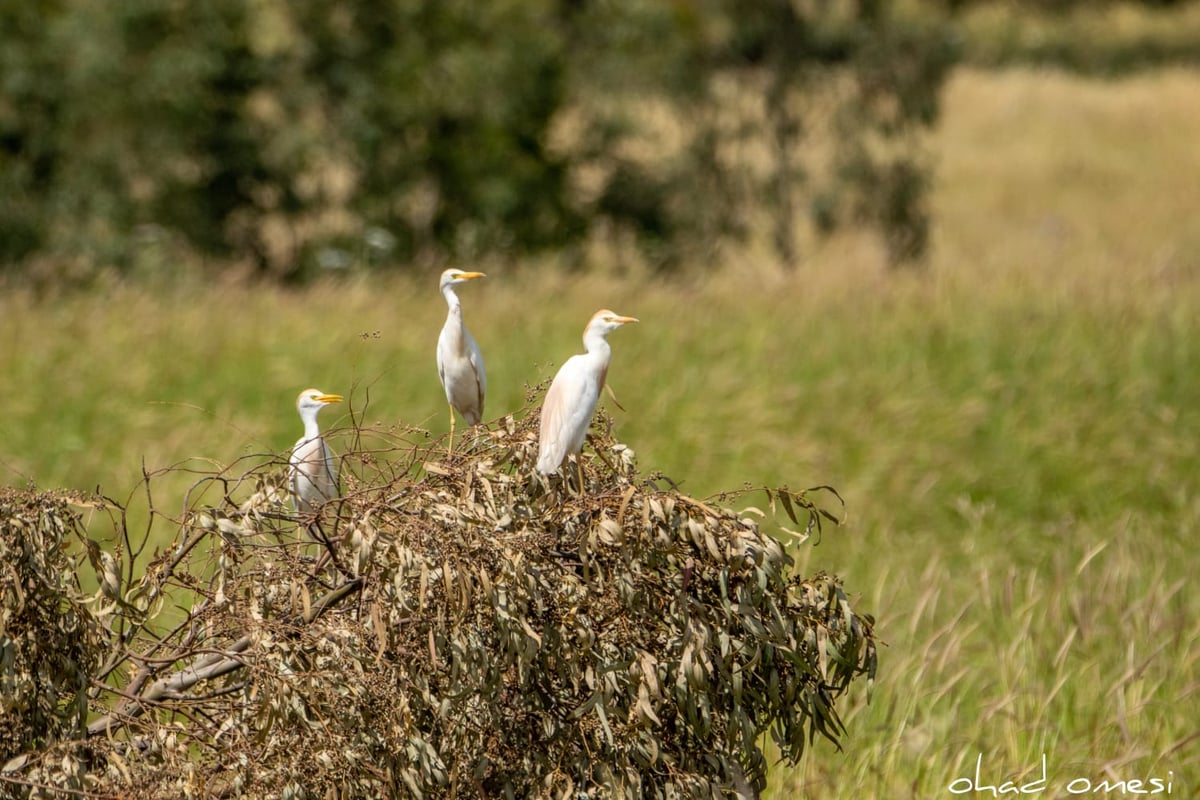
left=1, top=407, right=875, bottom=799
left=0, top=489, right=104, bottom=763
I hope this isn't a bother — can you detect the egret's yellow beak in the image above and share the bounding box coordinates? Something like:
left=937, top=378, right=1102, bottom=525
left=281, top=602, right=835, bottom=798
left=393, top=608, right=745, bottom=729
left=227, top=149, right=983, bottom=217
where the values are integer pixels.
left=613, top=315, right=639, bottom=325
left=318, top=394, right=343, bottom=404
left=457, top=271, right=486, bottom=280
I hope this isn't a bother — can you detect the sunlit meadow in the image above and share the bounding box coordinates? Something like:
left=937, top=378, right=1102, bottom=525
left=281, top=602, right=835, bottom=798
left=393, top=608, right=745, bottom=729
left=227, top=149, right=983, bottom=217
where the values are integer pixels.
left=1, top=68, right=1197, bottom=797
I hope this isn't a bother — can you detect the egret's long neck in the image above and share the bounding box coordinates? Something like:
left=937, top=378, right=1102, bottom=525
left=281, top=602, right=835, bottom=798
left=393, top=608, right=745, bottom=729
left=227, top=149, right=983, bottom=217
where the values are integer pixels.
left=441, top=286, right=469, bottom=356
left=442, top=285, right=463, bottom=321
left=301, top=410, right=322, bottom=440
left=582, top=329, right=612, bottom=362
left=582, top=331, right=612, bottom=391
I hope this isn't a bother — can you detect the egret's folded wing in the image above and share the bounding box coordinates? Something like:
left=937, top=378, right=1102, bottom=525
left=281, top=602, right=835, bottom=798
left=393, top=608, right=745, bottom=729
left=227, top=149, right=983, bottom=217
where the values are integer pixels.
left=538, top=357, right=595, bottom=473
left=467, top=329, right=486, bottom=412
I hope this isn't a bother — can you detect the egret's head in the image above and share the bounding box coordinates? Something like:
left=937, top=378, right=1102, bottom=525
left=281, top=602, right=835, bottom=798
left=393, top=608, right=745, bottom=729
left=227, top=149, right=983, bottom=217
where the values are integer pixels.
left=586, top=309, right=639, bottom=336
left=296, top=388, right=343, bottom=416
left=440, top=268, right=487, bottom=291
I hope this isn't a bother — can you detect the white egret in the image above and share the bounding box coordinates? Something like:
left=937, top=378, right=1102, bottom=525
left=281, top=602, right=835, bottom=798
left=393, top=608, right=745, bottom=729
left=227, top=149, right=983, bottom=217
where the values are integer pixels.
left=437, top=268, right=487, bottom=453
left=537, top=309, right=639, bottom=477
left=289, top=388, right=343, bottom=515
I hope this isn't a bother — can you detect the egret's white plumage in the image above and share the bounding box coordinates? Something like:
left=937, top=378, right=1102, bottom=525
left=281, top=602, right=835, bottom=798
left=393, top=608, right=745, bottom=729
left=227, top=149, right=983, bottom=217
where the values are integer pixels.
left=436, top=268, right=487, bottom=451
left=537, top=309, right=639, bottom=475
left=289, top=388, right=343, bottom=514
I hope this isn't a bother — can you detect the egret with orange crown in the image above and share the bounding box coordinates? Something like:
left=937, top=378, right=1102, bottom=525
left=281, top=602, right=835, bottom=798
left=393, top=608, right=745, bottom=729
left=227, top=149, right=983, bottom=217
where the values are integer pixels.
left=537, top=309, right=639, bottom=479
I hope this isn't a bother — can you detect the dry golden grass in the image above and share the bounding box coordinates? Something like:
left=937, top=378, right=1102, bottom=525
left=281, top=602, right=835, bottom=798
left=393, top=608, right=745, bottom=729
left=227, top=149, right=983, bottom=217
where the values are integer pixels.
left=764, top=68, right=1200, bottom=797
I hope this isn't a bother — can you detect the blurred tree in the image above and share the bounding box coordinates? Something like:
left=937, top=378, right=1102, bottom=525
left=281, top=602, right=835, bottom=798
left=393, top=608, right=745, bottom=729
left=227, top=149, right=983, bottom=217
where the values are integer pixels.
left=941, top=0, right=1188, bottom=8
left=63, top=1, right=303, bottom=273
left=1, top=0, right=964, bottom=277
left=555, top=0, right=957, bottom=268
left=1, top=0, right=306, bottom=276
left=0, top=2, right=67, bottom=265
left=929, top=0, right=1200, bottom=75
left=289, top=0, right=582, bottom=267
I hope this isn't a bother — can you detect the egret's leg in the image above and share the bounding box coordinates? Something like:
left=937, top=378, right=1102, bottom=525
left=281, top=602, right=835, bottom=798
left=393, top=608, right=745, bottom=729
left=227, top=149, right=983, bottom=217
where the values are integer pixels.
left=447, top=404, right=456, bottom=455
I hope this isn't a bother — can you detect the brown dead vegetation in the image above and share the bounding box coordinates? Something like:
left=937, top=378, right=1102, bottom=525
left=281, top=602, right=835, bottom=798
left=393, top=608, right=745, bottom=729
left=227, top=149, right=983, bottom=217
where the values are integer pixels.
left=1, top=405, right=874, bottom=799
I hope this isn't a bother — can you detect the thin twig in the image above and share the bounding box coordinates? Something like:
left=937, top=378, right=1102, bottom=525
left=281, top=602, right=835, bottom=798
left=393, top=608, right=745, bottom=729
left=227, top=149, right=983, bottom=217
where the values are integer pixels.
left=88, top=577, right=363, bottom=737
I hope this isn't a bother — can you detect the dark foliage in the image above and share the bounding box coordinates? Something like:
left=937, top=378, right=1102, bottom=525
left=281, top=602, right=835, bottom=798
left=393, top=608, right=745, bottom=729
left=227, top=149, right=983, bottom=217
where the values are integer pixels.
left=0, top=0, right=960, bottom=276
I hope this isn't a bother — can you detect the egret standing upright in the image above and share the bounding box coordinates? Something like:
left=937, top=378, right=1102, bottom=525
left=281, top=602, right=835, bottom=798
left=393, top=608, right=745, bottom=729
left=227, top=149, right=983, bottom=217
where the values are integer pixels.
left=289, top=388, right=343, bottom=515
left=537, top=309, right=639, bottom=480
left=437, top=268, right=487, bottom=453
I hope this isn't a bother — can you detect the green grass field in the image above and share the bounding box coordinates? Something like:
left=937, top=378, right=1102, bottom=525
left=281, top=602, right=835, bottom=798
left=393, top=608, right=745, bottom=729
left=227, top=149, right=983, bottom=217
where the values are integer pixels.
left=2, top=68, right=1198, bottom=796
